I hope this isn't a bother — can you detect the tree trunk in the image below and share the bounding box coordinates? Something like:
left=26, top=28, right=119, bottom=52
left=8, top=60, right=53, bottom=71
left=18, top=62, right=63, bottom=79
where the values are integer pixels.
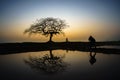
left=49, top=33, right=53, bottom=42
left=50, top=50, right=54, bottom=59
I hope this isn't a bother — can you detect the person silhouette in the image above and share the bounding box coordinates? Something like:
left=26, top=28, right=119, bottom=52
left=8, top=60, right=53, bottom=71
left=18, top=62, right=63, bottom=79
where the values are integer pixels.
left=88, top=36, right=96, bottom=49
left=66, top=38, right=68, bottom=42
left=89, top=51, right=96, bottom=65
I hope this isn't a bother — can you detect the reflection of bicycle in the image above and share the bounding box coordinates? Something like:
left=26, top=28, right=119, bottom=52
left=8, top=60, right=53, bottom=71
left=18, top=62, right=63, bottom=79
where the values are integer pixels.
left=89, top=51, right=96, bottom=65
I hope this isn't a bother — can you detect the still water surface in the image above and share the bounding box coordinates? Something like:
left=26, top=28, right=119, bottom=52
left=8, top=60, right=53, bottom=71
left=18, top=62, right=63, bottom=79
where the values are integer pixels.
left=0, top=50, right=120, bottom=80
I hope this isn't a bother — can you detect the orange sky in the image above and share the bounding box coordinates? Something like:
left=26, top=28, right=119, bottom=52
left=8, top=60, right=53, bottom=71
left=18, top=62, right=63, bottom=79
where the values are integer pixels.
left=0, top=0, right=120, bottom=42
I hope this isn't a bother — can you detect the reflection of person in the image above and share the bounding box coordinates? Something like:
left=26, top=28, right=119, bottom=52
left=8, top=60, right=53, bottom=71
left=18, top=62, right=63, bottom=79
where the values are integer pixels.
left=88, top=36, right=96, bottom=49
left=89, top=52, right=96, bottom=65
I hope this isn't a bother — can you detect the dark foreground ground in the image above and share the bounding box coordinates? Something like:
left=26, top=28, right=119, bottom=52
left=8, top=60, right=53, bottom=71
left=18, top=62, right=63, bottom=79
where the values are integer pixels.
left=0, top=41, right=120, bottom=80
left=0, top=41, right=120, bottom=54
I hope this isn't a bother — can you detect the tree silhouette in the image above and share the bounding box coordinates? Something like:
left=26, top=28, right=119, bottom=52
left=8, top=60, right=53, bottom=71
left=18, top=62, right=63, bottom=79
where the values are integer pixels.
left=24, top=17, right=69, bottom=42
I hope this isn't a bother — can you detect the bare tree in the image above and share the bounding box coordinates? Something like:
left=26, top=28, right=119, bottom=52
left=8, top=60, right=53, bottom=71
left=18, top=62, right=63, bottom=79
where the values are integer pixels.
left=24, top=17, right=69, bottom=42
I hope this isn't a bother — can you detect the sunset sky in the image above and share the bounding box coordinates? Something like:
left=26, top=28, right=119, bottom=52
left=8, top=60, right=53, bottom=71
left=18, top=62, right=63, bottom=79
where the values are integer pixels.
left=0, top=0, right=120, bottom=43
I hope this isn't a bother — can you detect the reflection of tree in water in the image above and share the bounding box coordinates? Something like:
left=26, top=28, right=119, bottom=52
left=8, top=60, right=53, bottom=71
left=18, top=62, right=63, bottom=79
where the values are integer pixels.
left=24, top=50, right=67, bottom=74
left=89, top=51, right=97, bottom=65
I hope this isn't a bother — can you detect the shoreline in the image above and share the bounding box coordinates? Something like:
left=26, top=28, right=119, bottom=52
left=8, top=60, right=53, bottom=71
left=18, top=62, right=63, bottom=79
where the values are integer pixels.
left=0, top=41, right=120, bottom=54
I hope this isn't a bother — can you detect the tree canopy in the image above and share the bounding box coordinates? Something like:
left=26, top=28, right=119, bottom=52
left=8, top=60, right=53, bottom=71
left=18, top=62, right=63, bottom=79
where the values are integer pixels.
left=24, top=17, right=69, bottom=42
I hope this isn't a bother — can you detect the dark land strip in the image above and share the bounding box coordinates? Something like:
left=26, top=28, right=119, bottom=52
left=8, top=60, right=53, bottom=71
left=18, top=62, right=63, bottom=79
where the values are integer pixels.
left=0, top=41, right=120, bottom=55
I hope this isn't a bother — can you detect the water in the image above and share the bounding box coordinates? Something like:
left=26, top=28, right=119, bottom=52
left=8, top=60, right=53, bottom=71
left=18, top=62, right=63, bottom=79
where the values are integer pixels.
left=0, top=50, right=120, bottom=80
left=99, top=46, right=120, bottom=49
